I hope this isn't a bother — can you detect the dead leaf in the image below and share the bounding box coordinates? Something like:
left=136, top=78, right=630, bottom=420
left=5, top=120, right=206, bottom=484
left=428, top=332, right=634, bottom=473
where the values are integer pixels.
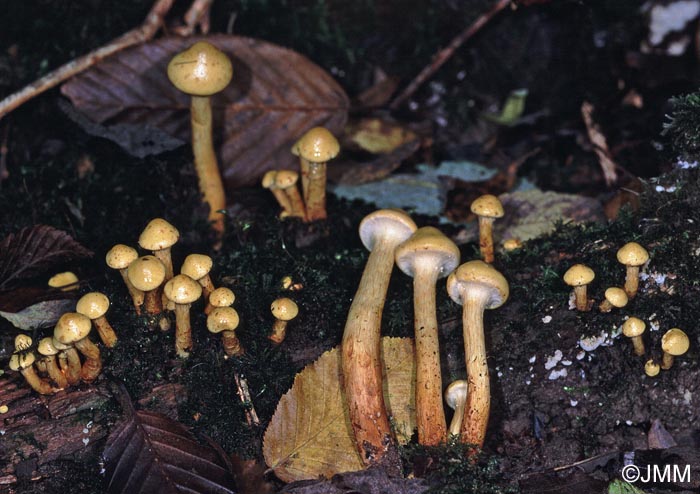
left=0, top=299, right=75, bottom=330
left=61, top=35, right=349, bottom=188
left=103, top=409, right=236, bottom=494
left=263, top=337, right=416, bottom=483
left=0, top=225, right=93, bottom=290
left=647, top=419, right=677, bottom=449
left=345, top=118, right=417, bottom=155
left=229, top=455, right=276, bottom=494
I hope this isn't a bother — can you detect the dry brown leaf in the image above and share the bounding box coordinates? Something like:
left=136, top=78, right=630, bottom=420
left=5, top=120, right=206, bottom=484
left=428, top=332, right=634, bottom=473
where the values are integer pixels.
left=263, top=337, right=416, bottom=483
left=61, top=35, right=349, bottom=188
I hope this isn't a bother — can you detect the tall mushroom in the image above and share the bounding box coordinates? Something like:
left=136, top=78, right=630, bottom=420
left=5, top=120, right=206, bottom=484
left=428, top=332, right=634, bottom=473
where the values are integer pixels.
left=341, top=209, right=417, bottom=466
left=622, top=317, right=646, bottom=356
left=54, top=312, right=102, bottom=383
left=163, top=274, right=202, bottom=358
left=181, top=254, right=216, bottom=300
left=470, top=194, right=504, bottom=263
left=9, top=352, right=55, bottom=395
left=291, top=127, right=340, bottom=221
left=269, top=297, right=298, bottom=345
left=617, top=242, right=649, bottom=299
left=127, top=255, right=166, bottom=315
left=106, top=244, right=143, bottom=314
left=76, top=292, right=117, bottom=348
left=563, top=264, right=595, bottom=312
left=38, top=337, right=69, bottom=389
left=446, top=260, right=509, bottom=449
left=138, top=218, right=179, bottom=281
left=395, top=226, right=460, bottom=446
left=167, top=41, right=232, bottom=237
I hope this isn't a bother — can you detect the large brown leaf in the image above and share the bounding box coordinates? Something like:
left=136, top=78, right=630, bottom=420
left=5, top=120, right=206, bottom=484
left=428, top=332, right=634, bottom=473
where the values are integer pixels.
left=61, top=35, right=349, bottom=188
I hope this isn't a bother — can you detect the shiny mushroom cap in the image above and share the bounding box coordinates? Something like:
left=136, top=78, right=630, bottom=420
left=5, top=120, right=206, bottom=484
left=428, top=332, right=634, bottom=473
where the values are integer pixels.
left=470, top=194, right=504, bottom=219
left=55, top=312, right=92, bottom=345
left=209, top=287, right=235, bottom=307
left=446, top=260, right=509, bottom=309
left=38, top=337, right=60, bottom=356
left=14, top=334, right=32, bottom=350
left=661, top=328, right=690, bottom=356
left=51, top=337, right=72, bottom=351
left=358, top=209, right=417, bottom=251
left=167, top=41, right=233, bottom=96
left=181, top=254, right=213, bottom=281
left=48, top=271, right=78, bottom=289
left=604, top=287, right=628, bottom=308
left=9, top=351, right=35, bottom=371
left=622, top=317, right=646, bottom=338
left=644, top=359, right=660, bottom=377
left=76, top=292, right=110, bottom=320
left=207, top=306, right=240, bottom=334
left=138, top=218, right=179, bottom=252
left=271, top=298, right=298, bottom=321
left=127, top=256, right=166, bottom=292
left=444, top=380, right=468, bottom=409
left=395, top=226, right=460, bottom=279
left=164, top=274, right=202, bottom=305
left=291, top=127, right=340, bottom=162
left=275, top=170, right=299, bottom=188
left=617, top=242, right=649, bottom=267
left=105, top=244, right=138, bottom=270
left=563, top=264, right=595, bottom=287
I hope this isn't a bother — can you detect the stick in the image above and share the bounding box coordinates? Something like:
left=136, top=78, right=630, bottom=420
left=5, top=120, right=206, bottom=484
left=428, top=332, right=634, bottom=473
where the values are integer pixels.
left=389, top=0, right=511, bottom=110
left=173, top=0, right=214, bottom=36
left=581, top=101, right=618, bottom=186
left=0, top=0, right=175, bottom=120
left=233, top=372, right=260, bottom=426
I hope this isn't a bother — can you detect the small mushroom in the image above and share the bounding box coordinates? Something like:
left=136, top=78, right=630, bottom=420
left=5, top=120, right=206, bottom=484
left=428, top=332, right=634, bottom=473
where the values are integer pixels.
left=291, top=127, right=340, bottom=221
left=54, top=312, right=102, bottom=383
left=181, top=254, right=216, bottom=299
left=14, top=335, right=41, bottom=372
left=9, top=352, right=55, bottom=395
left=598, top=287, right=628, bottom=313
left=50, top=337, right=82, bottom=386
left=163, top=274, right=202, bottom=358
left=139, top=218, right=179, bottom=281
left=661, top=328, right=689, bottom=370
left=207, top=306, right=242, bottom=356
left=644, top=359, right=660, bottom=377
left=617, top=242, right=649, bottom=299
left=470, top=194, right=504, bottom=263
left=37, top=337, right=69, bottom=389
left=127, top=255, right=166, bottom=315
left=502, top=238, right=522, bottom=251
left=106, top=244, right=144, bottom=313
left=48, top=271, right=79, bottom=291
left=275, top=170, right=306, bottom=219
left=262, top=170, right=292, bottom=216
left=622, top=317, right=646, bottom=356
left=76, top=292, right=117, bottom=348
left=563, top=264, right=595, bottom=311
left=269, top=298, right=298, bottom=345
left=444, top=380, right=468, bottom=438
left=205, top=286, right=235, bottom=315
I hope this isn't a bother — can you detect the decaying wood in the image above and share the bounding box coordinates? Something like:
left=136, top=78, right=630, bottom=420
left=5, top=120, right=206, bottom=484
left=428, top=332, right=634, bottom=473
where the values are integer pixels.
left=581, top=101, right=618, bottom=186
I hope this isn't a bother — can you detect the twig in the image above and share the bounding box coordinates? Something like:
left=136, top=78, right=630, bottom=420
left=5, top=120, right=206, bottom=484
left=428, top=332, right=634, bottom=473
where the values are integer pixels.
left=0, top=123, right=9, bottom=187
left=233, top=372, right=260, bottom=427
left=173, top=0, right=213, bottom=36
left=0, top=0, right=175, bottom=120
left=580, top=101, right=618, bottom=186
left=389, top=0, right=512, bottom=110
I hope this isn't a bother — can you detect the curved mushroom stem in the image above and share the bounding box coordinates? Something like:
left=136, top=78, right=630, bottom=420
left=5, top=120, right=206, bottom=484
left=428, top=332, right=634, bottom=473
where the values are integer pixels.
left=306, top=162, right=327, bottom=221
left=191, top=95, right=226, bottom=238
left=269, top=320, right=288, bottom=345
left=222, top=331, right=243, bottom=356
left=477, top=217, right=495, bottom=263
left=22, top=367, right=55, bottom=395
left=94, top=316, right=118, bottom=348
left=624, top=266, right=640, bottom=299
left=412, top=264, right=447, bottom=446
left=44, top=356, right=68, bottom=389
left=299, top=157, right=312, bottom=204
left=630, top=335, right=645, bottom=357
left=199, top=274, right=216, bottom=300
left=174, top=303, right=193, bottom=358
left=661, top=352, right=674, bottom=370
left=448, top=395, right=467, bottom=437
left=154, top=248, right=174, bottom=282
left=119, top=268, right=144, bottom=314
left=598, top=299, right=613, bottom=313
left=74, top=338, right=102, bottom=383
left=58, top=348, right=82, bottom=386
left=573, top=285, right=589, bottom=312
left=281, top=184, right=306, bottom=219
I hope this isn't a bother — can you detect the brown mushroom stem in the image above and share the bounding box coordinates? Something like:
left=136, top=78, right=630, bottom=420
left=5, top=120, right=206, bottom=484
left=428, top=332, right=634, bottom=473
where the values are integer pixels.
left=93, top=316, right=118, bottom=348
left=118, top=269, right=144, bottom=314
left=191, top=95, right=226, bottom=237
left=198, top=274, right=216, bottom=300
left=281, top=184, right=306, bottom=219
left=661, top=352, right=675, bottom=370
left=174, top=303, right=193, bottom=358
left=306, top=162, right=327, bottom=221
left=598, top=300, right=613, bottom=313
left=43, top=356, right=68, bottom=389
left=477, top=217, right=495, bottom=263
left=624, top=266, right=640, bottom=299
left=271, top=187, right=293, bottom=215
left=269, top=320, right=288, bottom=345
left=573, top=285, right=589, bottom=312
left=299, top=158, right=312, bottom=204
left=222, top=331, right=243, bottom=356
left=630, top=336, right=645, bottom=357
left=58, top=348, right=82, bottom=386
left=144, top=288, right=163, bottom=315
left=74, top=338, right=102, bottom=383
left=21, top=367, right=55, bottom=395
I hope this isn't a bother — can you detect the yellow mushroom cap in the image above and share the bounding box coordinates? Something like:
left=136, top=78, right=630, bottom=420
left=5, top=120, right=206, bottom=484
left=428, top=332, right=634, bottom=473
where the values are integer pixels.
left=604, top=287, right=628, bottom=308
left=622, top=317, right=646, bottom=338
left=275, top=170, right=299, bottom=188
left=444, top=379, right=468, bottom=409
left=503, top=238, right=522, bottom=251
left=55, top=312, right=92, bottom=345
left=181, top=254, right=213, bottom=280
left=470, top=194, right=504, bottom=219
left=76, top=292, right=110, bottom=320
left=616, top=242, right=649, bottom=267
left=563, top=264, right=595, bottom=287
left=209, top=287, right=235, bottom=307
left=291, top=127, right=340, bottom=162
left=271, top=298, right=298, bottom=321
left=105, top=244, right=138, bottom=270
left=127, top=256, right=166, bottom=292
left=167, top=41, right=233, bottom=96
left=446, top=260, right=509, bottom=309
left=38, top=337, right=60, bottom=356
left=138, top=218, right=179, bottom=252
left=51, top=337, right=72, bottom=351
left=661, top=328, right=690, bottom=356
left=9, top=351, right=35, bottom=371
left=359, top=209, right=417, bottom=251
left=14, top=334, right=32, bottom=350
left=395, top=226, right=460, bottom=279
left=164, top=274, right=202, bottom=305
left=262, top=170, right=278, bottom=189
left=644, top=359, right=660, bottom=377
left=48, top=271, right=78, bottom=289
left=207, top=306, right=240, bottom=333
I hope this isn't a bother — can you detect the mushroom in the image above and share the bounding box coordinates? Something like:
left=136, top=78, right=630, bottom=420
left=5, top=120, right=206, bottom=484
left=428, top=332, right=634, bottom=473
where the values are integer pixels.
left=163, top=274, right=202, bottom=358
left=661, top=328, right=689, bottom=370
left=269, top=297, right=298, bottom=345
left=446, top=260, right=509, bottom=448
left=14, top=335, right=41, bottom=372
left=76, top=292, right=117, bottom=348
left=106, top=244, right=144, bottom=314
left=50, top=337, right=82, bottom=386
left=9, top=352, right=55, bottom=395
left=205, top=286, right=235, bottom=315
left=48, top=271, right=79, bottom=291
left=644, top=359, right=660, bottom=377
left=598, top=287, right=628, bottom=313
left=444, top=380, right=468, bottom=438
left=54, top=312, right=102, bottom=383
left=138, top=218, right=179, bottom=281
left=37, top=337, right=69, bottom=389
left=262, top=170, right=292, bottom=216
left=563, top=264, right=595, bottom=312
left=341, top=209, right=416, bottom=465
left=181, top=254, right=216, bottom=300
left=127, top=255, right=166, bottom=315
left=291, top=127, right=340, bottom=221
left=207, top=306, right=242, bottom=356
left=275, top=170, right=306, bottom=219
left=470, top=194, right=504, bottom=263
left=621, top=317, right=646, bottom=356
left=616, top=242, right=649, bottom=299
left=167, top=41, right=232, bottom=236
left=395, top=226, right=460, bottom=445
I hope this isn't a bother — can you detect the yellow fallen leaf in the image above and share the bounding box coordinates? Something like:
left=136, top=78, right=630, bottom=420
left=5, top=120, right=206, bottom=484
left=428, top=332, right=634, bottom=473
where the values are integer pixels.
left=263, top=337, right=416, bottom=482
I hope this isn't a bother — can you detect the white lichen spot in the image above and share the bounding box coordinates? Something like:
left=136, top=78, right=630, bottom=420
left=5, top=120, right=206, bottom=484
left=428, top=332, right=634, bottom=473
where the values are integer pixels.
left=544, top=350, right=563, bottom=370
left=82, top=438, right=89, bottom=446
left=525, top=379, right=531, bottom=385
left=626, top=420, right=633, bottom=426
left=683, top=389, right=692, bottom=405
left=677, top=159, right=698, bottom=169
left=568, top=291, right=577, bottom=310
left=570, top=399, right=578, bottom=407
left=648, top=1, right=700, bottom=45
left=529, top=355, right=537, bottom=364
left=548, top=368, right=568, bottom=380
left=497, top=371, right=503, bottom=378
left=561, top=360, right=573, bottom=366
left=542, top=315, right=552, bottom=324
left=579, top=333, right=607, bottom=352
left=576, top=351, right=586, bottom=360
left=82, top=428, right=89, bottom=434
